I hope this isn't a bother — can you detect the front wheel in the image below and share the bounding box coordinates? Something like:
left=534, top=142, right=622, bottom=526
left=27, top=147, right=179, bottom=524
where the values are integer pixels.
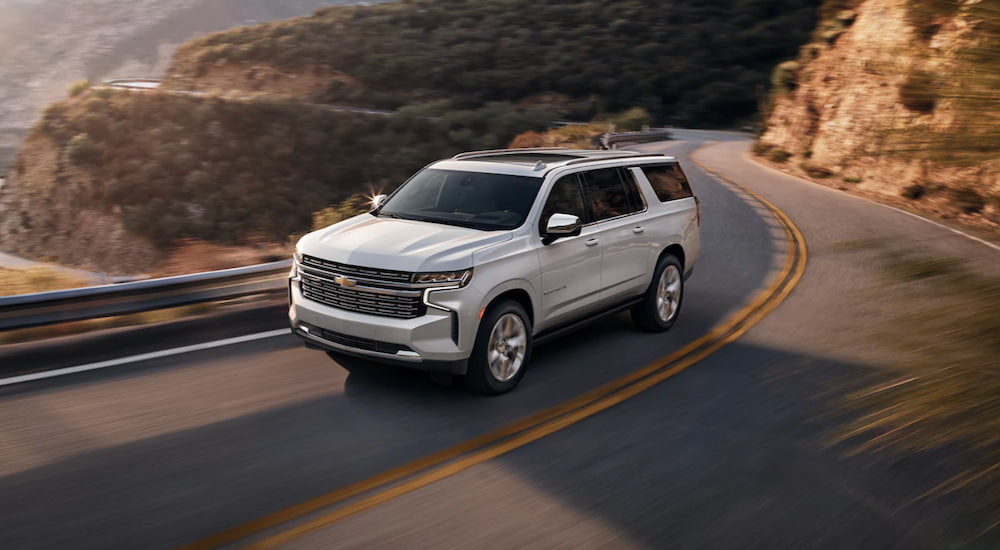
left=632, top=254, right=684, bottom=332
left=464, top=300, right=532, bottom=395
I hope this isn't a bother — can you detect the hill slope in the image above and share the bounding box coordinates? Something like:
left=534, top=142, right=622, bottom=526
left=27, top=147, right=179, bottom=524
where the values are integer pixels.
left=0, top=91, right=555, bottom=272
left=163, top=0, right=822, bottom=127
left=0, top=0, right=364, bottom=171
left=1, top=0, right=830, bottom=273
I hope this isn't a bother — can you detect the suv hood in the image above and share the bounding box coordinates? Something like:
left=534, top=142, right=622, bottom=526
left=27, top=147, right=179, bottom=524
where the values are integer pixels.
left=298, top=214, right=512, bottom=272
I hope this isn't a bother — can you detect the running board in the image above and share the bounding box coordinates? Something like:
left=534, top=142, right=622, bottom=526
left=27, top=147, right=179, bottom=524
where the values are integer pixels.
left=534, top=297, right=642, bottom=346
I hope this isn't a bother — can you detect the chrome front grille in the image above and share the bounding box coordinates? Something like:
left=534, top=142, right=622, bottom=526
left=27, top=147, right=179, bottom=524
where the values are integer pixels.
left=301, top=255, right=413, bottom=284
left=298, top=258, right=425, bottom=319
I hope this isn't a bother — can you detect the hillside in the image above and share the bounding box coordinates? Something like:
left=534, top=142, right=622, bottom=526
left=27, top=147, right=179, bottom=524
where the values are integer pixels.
left=0, top=0, right=364, bottom=172
left=757, top=0, right=1000, bottom=230
left=0, top=0, right=830, bottom=274
left=163, top=0, right=822, bottom=127
left=0, top=90, right=555, bottom=272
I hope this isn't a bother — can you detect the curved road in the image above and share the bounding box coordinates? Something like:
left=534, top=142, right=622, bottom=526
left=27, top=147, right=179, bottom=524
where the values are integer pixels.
left=0, top=132, right=997, bottom=549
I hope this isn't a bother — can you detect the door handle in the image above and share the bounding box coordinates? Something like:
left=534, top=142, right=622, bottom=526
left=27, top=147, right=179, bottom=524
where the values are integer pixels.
left=585, top=238, right=599, bottom=247
left=633, top=226, right=645, bottom=234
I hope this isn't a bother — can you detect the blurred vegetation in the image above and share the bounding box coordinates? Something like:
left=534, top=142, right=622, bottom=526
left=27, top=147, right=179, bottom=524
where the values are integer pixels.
left=0, top=267, right=90, bottom=296
left=840, top=253, right=1000, bottom=523
left=771, top=61, right=801, bottom=95
left=32, top=91, right=555, bottom=247
left=508, top=123, right=609, bottom=149
left=768, top=147, right=792, bottom=163
left=67, top=80, right=91, bottom=98
left=167, top=0, right=823, bottom=127
left=608, top=107, right=652, bottom=132
left=311, top=194, right=372, bottom=230
left=800, top=162, right=834, bottom=178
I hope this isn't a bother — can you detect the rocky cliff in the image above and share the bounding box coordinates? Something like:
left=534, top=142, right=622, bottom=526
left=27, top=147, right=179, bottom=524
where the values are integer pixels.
left=758, top=0, right=999, bottom=228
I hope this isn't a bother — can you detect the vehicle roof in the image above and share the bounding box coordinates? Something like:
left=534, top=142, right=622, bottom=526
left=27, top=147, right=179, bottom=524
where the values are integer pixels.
left=431, top=148, right=677, bottom=177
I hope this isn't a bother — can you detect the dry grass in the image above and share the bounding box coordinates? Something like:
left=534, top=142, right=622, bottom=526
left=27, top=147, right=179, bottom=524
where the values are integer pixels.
left=508, top=123, right=608, bottom=150
left=837, top=252, right=1000, bottom=523
left=153, top=239, right=289, bottom=278
left=0, top=267, right=91, bottom=296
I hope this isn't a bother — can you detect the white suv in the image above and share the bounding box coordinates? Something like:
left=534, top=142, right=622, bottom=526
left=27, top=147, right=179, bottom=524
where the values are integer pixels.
left=290, top=148, right=700, bottom=394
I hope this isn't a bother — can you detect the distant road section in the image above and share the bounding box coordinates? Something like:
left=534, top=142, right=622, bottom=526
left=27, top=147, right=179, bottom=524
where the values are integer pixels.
left=103, top=78, right=397, bottom=115
left=104, top=78, right=162, bottom=90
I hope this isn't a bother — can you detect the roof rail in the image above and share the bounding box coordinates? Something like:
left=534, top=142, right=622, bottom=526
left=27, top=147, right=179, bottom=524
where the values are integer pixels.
left=562, top=153, right=669, bottom=166
left=452, top=147, right=572, bottom=160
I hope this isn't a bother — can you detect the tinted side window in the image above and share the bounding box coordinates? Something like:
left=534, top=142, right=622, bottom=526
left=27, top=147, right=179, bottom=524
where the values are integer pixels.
left=642, top=164, right=693, bottom=202
left=580, top=168, right=639, bottom=222
left=539, top=175, right=586, bottom=233
left=620, top=168, right=646, bottom=213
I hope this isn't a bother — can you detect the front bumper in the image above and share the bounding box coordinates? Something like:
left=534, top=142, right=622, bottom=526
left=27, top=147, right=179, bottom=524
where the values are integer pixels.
left=289, top=282, right=471, bottom=374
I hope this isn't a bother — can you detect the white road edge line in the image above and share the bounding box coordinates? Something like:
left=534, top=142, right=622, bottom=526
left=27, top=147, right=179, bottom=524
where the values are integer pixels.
left=735, top=148, right=1000, bottom=252
left=0, top=328, right=292, bottom=387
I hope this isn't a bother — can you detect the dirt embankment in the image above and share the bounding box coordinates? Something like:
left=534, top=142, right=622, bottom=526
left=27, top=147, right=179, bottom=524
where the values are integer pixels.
left=758, top=0, right=1000, bottom=231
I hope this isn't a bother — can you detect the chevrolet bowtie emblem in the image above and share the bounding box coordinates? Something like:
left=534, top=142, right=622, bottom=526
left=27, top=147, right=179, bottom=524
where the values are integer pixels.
left=334, top=276, right=356, bottom=287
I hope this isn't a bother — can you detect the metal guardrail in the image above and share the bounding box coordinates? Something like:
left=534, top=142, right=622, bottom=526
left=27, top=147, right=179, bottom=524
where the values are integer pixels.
left=0, top=260, right=291, bottom=332
left=603, top=130, right=673, bottom=148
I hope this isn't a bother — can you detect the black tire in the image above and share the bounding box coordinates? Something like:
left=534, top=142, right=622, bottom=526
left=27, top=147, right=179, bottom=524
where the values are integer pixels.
left=464, top=300, right=532, bottom=395
left=631, top=254, right=684, bottom=332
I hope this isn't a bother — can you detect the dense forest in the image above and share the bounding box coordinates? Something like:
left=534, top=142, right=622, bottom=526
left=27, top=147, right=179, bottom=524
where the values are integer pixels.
left=167, top=0, right=823, bottom=127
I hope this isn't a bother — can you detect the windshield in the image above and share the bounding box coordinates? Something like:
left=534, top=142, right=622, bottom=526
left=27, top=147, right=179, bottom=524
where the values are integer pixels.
left=378, top=169, right=542, bottom=230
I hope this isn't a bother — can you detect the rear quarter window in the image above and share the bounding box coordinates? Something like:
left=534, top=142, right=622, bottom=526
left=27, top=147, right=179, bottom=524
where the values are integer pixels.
left=642, top=164, right=693, bottom=202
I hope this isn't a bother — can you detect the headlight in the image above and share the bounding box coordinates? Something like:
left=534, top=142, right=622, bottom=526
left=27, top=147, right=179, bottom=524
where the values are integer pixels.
left=414, top=269, right=473, bottom=287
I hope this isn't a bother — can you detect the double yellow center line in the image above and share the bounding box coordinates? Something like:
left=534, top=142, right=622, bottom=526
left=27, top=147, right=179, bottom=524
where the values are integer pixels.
left=179, top=156, right=808, bottom=550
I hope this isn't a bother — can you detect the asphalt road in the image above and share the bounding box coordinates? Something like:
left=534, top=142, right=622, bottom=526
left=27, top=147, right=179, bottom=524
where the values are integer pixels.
left=1, top=132, right=997, bottom=549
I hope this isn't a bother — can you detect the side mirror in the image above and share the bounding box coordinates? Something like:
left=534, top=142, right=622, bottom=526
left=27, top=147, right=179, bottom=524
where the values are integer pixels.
left=543, top=213, right=581, bottom=244
left=371, top=194, right=388, bottom=210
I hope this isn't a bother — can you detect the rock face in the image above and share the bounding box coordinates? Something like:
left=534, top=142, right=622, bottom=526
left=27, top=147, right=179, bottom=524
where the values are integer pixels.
left=759, top=0, right=999, bottom=224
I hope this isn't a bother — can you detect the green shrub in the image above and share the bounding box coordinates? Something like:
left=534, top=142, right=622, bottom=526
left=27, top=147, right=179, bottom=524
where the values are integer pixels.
left=949, top=186, right=986, bottom=214
left=800, top=162, right=834, bottom=178
left=836, top=10, right=857, bottom=26
left=820, top=27, right=844, bottom=45
left=803, top=149, right=813, bottom=159
left=899, top=71, right=937, bottom=113
left=843, top=176, right=862, bottom=184
left=609, top=107, right=652, bottom=132
left=902, top=183, right=926, bottom=200
left=752, top=141, right=774, bottom=157
left=771, top=61, right=800, bottom=95
left=92, top=87, right=114, bottom=100
left=312, top=195, right=372, bottom=230
left=768, top=148, right=793, bottom=163
left=66, top=134, right=103, bottom=165
left=68, top=80, right=91, bottom=97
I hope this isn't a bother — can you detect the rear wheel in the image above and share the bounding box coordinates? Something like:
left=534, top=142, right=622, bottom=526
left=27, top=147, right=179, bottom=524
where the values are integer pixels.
left=632, top=254, right=684, bottom=332
left=465, top=300, right=531, bottom=395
